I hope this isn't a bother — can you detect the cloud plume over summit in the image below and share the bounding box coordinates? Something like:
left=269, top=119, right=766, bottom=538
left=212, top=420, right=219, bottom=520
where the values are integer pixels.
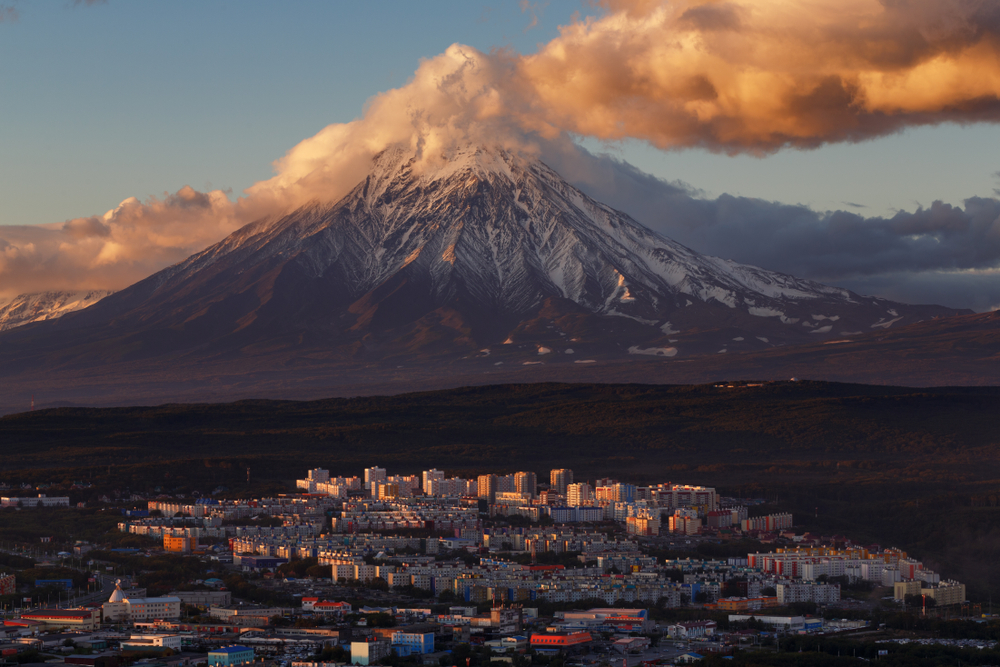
left=3, top=0, right=1000, bottom=308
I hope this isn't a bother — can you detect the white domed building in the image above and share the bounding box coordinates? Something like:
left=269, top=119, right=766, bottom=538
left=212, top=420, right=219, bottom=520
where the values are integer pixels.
left=102, top=580, right=181, bottom=623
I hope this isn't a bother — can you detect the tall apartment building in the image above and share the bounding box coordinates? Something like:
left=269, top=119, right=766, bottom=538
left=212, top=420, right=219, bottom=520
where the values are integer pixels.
left=550, top=469, right=573, bottom=495
left=364, top=467, right=387, bottom=496
left=566, top=483, right=594, bottom=507
left=478, top=475, right=498, bottom=502
left=423, top=469, right=445, bottom=494
left=427, top=477, right=475, bottom=497
left=514, top=472, right=538, bottom=498
left=596, top=483, right=636, bottom=503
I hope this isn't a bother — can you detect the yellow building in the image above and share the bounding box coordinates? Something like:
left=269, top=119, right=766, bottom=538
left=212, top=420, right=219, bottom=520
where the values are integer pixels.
left=893, top=580, right=921, bottom=601
left=923, top=581, right=966, bottom=607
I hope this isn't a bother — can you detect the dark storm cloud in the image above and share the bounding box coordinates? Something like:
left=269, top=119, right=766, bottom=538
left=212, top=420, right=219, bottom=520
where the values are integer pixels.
left=564, top=149, right=1000, bottom=311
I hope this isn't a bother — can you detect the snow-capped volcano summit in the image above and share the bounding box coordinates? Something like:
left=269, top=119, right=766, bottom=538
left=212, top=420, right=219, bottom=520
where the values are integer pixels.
left=2, top=145, right=961, bottom=369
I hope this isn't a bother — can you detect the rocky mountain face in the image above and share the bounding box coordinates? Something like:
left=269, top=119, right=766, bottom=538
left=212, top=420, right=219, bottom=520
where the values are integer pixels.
left=0, top=291, right=114, bottom=331
left=0, top=145, right=971, bottom=408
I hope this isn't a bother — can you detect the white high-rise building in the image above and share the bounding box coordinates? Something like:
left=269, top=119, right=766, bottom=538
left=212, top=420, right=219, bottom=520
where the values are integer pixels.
left=566, top=482, right=593, bottom=507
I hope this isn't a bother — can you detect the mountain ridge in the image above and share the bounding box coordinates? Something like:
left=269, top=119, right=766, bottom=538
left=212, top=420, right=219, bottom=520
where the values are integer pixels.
left=0, top=290, right=114, bottom=332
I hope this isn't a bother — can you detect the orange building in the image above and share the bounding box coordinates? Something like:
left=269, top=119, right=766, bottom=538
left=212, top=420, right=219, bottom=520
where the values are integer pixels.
left=163, top=535, right=197, bottom=553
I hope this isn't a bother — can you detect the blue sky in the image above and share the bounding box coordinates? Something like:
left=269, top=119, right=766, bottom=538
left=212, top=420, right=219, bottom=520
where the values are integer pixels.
left=2, top=0, right=998, bottom=228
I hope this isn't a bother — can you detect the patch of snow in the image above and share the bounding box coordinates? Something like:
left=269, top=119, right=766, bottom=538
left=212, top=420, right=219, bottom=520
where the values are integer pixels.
left=660, top=321, right=679, bottom=335
left=480, top=349, right=490, bottom=356
left=871, top=316, right=904, bottom=329
left=537, top=346, right=552, bottom=355
left=748, top=306, right=783, bottom=318
left=780, top=315, right=800, bottom=324
left=628, top=345, right=678, bottom=357
left=606, top=309, right=658, bottom=325
left=574, top=359, right=597, bottom=364
left=522, top=361, right=544, bottom=365
left=702, top=287, right=738, bottom=308
left=809, top=325, right=834, bottom=334
left=685, top=300, right=693, bottom=307
left=717, top=348, right=727, bottom=353
left=503, top=337, right=514, bottom=344
left=756, top=336, right=769, bottom=343
left=823, top=339, right=853, bottom=345
left=668, top=339, right=677, bottom=343
left=812, top=314, right=840, bottom=321
left=888, top=308, right=899, bottom=316
left=732, top=337, right=744, bottom=341
left=840, top=331, right=862, bottom=336
left=494, top=362, right=504, bottom=366
left=564, top=348, right=574, bottom=354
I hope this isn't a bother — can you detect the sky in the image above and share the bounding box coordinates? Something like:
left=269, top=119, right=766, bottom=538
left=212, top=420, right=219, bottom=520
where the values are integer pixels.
left=2, top=0, right=1000, bottom=310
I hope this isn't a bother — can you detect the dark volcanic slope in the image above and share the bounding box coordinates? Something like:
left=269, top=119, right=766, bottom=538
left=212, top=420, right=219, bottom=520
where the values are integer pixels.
left=0, top=144, right=972, bottom=409
left=1, top=309, right=998, bottom=414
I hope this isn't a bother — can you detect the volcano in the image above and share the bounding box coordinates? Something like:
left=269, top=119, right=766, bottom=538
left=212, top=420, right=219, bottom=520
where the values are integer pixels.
left=0, top=145, right=970, bottom=408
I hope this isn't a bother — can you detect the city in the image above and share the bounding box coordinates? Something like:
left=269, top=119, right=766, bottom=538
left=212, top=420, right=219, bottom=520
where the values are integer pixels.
left=0, top=465, right=978, bottom=667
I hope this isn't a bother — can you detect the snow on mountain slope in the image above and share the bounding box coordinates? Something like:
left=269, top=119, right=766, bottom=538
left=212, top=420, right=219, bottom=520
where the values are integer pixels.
left=0, top=291, right=114, bottom=331
left=14, top=145, right=962, bottom=361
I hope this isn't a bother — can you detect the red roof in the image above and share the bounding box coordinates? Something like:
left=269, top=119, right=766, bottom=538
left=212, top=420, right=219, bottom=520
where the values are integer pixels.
left=21, top=610, right=95, bottom=620
left=531, top=632, right=592, bottom=647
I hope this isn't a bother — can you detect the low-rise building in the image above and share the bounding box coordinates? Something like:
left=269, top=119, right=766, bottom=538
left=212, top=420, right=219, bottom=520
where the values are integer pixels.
left=170, top=590, right=232, bottom=607
left=102, top=582, right=181, bottom=623
left=390, top=632, right=434, bottom=656
left=530, top=632, right=592, bottom=651
left=208, top=645, right=255, bottom=667
left=667, top=620, right=717, bottom=639
left=18, top=609, right=99, bottom=631
left=728, top=615, right=805, bottom=631
left=120, top=635, right=183, bottom=652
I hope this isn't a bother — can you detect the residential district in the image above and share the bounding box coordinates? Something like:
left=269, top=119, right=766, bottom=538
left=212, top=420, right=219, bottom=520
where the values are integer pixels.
left=0, top=466, right=976, bottom=667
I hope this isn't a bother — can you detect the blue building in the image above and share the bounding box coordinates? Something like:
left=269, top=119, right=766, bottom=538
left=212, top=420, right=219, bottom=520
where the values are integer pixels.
left=208, top=645, right=254, bottom=666
left=391, top=632, right=434, bottom=656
